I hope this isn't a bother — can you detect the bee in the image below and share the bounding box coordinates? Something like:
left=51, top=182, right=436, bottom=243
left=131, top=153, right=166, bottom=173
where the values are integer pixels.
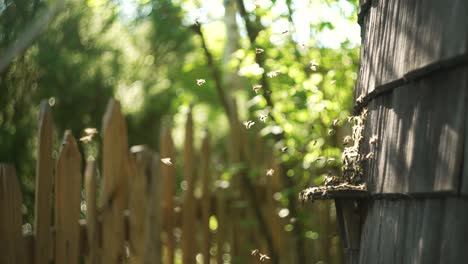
left=259, top=254, right=270, bottom=261
left=267, top=70, right=280, bottom=78
left=196, top=79, right=206, bottom=86
left=259, top=114, right=268, bottom=123
left=369, top=135, right=378, bottom=145
left=280, top=147, right=288, bottom=152
left=84, top=128, right=98, bottom=136
left=332, top=118, right=339, bottom=127
left=310, top=60, right=319, bottom=71
left=281, top=30, right=289, bottom=34
left=161, top=158, right=173, bottom=166
left=243, top=120, right=255, bottom=129
left=252, top=84, right=262, bottom=93
left=251, top=249, right=259, bottom=256
left=364, top=152, right=374, bottom=160
left=266, top=168, right=274, bottom=176
left=330, top=80, right=336, bottom=85
left=255, top=48, right=264, bottom=54
left=79, top=135, right=93, bottom=143
left=328, top=128, right=335, bottom=135
left=356, top=94, right=365, bottom=104
left=343, top=135, right=353, bottom=146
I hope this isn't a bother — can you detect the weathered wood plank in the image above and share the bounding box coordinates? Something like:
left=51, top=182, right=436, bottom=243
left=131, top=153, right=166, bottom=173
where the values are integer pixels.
left=129, top=147, right=151, bottom=264
left=146, top=152, right=162, bottom=264
left=55, top=131, right=82, bottom=264
left=358, top=198, right=468, bottom=264
left=182, top=109, right=197, bottom=264
left=160, top=127, right=176, bottom=264
left=356, top=0, right=468, bottom=100
left=0, top=165, right=25, bottom=264
left=85, top=159, right=99, bottom=264
left=200, top=133, right=212, bottom=264
left=34, top=101, right=55, bottom=264
left=101, top=99, right=130, bottom=263
left=362, top=67, right=467, bottom=194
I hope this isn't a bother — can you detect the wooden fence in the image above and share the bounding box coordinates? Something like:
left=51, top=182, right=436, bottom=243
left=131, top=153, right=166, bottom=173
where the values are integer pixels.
left=0, top=98, right=340, bottom=264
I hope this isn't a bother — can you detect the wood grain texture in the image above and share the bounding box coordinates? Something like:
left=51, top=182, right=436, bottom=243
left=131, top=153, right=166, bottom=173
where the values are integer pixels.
left=361, top=66, right=467, bottom=194
left=0, top=165, right=25, bottom=264
left=34, top=101, right=55, bottom=264
left=146, top=153, right=162, bottom=264
left=358, top=198, right=468, bottom=264
left=85, top=160, right=99, bottom=264
left=356, top=0, right=468, bottom=100
left=55, top=131, right=82, bottom=264
left=182, top=109, right=197, bottom=264
left=200, top=133, right=212, bottom=264
left=160, top=127, right=176, bottom=264
left=129, top=146, right=157, bottom=264
left=101, top=99, right=130, bottom=263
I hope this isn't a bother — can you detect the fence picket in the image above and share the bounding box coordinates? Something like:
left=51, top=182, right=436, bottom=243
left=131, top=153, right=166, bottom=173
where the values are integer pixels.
left=0, top=165, right=25, bottom=264
left=34, top=101, right=55, bottom=264
left=182, top=110, right=196, bottom=264
left=160, top=127, right=176, bottom=264
left=85, top=160, right=99, bottom=264
left=101, top=99, right=130, bottom=263
left=54, top=131, right=82, bottom=264
left=129, top=146, right=152, bottom=264
left=200, top=133, right=212, bottom=264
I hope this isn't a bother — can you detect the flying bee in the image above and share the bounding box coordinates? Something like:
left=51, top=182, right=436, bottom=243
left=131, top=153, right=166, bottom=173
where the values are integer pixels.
left=196, top=79, right=206, bottom=86
left=84, top=128, right=98, bottom=136
left=281, top=30, right=289, bottom=34
left=364, top=152, right=374, bottom=160
left=267, top=70, right=280, bottom=78
left=161, top=158, right=173, bottom=166
left=252, top=84, right=262, bottom=93
left=328, top=128, right=335, bottom=135
left=280, top=147, right=288, bottom=152
left=255, top=48, right=264, bottom=54
left=343, top=135, right=353, bottom=146
left=251, top=249, right=259, bottom=256
left=259, top=114, right=268, bottom=123
left=332, top=118, right=339, bottom=127
left=266, top=168, right=274, bottom=176
left=310, top=60, right=319, bottom=71
left=79, top=135, right=93, bottom=143
left=259, top=254, right=270, bottom=261
left=243, top=120, right=255, bottom=129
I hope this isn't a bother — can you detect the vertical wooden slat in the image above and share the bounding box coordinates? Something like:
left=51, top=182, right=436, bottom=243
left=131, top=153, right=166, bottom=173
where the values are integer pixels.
left=34, top=101, right=54, bottom=264
left=216, top=174, right=227, bottom=264
left=101, top=99, right=130, bottom=263
left=200, top=133, right=212, bottom=264
left=85, top=160, right=99, bottom=264
left=0, top=165, right=25, bottom=264
left=146, top=153, right=162, bottom=264
left=182, top=109, right=197, bottom=264
left=228, top=101, right=243, bottom=261
left=160, top=127, right=175, bottom=264
left=55, top=131, right=82, bottom=264
left=129, top=146, right=151, bottom=264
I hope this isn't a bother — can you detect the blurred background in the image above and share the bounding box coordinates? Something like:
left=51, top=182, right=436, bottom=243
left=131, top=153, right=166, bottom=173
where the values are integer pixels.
left=0, top=0, right=360, bottom=263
